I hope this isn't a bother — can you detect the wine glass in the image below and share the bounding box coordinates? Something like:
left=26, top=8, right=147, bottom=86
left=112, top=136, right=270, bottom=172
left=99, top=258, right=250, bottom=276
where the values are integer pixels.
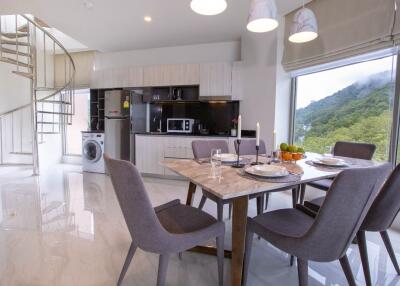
left=210, top=148, right=222, bottom=179
left=324, top=146, right=333, bottom=157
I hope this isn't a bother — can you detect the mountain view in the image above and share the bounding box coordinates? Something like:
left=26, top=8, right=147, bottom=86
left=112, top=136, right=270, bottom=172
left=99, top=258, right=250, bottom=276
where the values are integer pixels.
left=294, top=71, right=395, bottom=161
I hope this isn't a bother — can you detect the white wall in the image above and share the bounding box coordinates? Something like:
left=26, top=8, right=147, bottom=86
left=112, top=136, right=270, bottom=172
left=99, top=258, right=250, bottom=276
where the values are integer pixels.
left=240, top=30, right=278, bottom=151
left=94, top=41, right=241, bottom=70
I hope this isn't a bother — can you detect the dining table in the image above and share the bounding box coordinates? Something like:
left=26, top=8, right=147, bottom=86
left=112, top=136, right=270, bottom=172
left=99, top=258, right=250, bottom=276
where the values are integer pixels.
left=162, top=153, right=381, bottom=286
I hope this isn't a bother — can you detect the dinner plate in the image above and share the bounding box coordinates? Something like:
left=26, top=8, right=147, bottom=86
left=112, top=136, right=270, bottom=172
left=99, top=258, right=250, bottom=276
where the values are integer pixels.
left=313, top=157, right=349, bottom=167
left=245, top=165, right=289, bottom=178
left=213, top=153, right=241, bottom=162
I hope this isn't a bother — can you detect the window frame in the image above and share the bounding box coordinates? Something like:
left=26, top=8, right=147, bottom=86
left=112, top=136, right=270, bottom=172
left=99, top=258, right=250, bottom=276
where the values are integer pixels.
left=289, top=48, right=400, bottom=164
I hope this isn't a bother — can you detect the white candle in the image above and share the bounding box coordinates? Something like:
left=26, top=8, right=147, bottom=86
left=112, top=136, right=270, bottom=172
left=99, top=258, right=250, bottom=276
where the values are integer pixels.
left=272, top=130, right=276, bottom=150
left=256, top=122, right=260, bottom=146
left=237, top=115, right=242, bottom=140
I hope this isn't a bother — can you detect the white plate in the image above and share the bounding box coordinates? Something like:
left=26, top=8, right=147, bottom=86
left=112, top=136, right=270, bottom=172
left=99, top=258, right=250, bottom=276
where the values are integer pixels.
left=245, top=165, right=289, bottom=178
left=313, top=157, right=348, bottom=167
left=213, top=153, right=241, bottom=162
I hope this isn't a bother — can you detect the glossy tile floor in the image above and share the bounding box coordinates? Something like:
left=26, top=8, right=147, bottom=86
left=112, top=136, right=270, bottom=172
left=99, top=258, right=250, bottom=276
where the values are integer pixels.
left=0, top=164, right=399, bottom=286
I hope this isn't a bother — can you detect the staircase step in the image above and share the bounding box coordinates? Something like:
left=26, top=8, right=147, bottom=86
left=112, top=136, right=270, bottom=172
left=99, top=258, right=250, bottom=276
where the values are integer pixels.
left=17, top=24, right=28, bottom=33
left=1, top=32, right=29, bottom=39
left=37, top=121, right=60, bottom=125
left=9, top=151, right=33, bottom=155
left=0, top=47, right=31, bottom=57
left=36, top=87, right=58, bottom=91
left=12, top=71, right=33, bottom=79
left=1, top=39, right=30, bottom=46
left=37, top=111, right=72, bottom=116
left=38, top=132, right=60, bottom=135
left=38, top=100, right=72, bottom=105
left=0, top=57, right=32, bottom=68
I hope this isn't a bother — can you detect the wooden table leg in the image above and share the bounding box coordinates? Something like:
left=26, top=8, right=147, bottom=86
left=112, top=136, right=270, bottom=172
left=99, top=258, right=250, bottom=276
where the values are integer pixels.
left=185, top=182, right=197, bottom=206
left=231, top=196, right=249, bottom=286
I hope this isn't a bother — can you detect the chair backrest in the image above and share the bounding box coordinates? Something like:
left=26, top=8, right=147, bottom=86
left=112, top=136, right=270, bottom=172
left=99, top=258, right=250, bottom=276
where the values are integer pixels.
left=234, top=139, right=266, bottom=155
left=303, top=163, right=391, bottom=262
left=191, top=140, right=229, bottom=159
left=361, top=163, right=400, bottom=232
left=104, top=154, right=170, bottom=252
left=333, top=141, right=376, bottom=160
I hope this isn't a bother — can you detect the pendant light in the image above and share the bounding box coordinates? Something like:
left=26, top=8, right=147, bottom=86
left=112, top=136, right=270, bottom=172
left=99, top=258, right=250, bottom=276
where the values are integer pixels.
left=289, top=1, right=318, bottom=43
left=190, top=0, right=228, bottom=16
left=247, top=0, right=278, bottom=33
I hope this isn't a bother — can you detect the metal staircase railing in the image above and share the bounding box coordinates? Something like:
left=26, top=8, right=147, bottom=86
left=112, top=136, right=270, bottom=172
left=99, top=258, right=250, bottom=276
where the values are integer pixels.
left=0, top=14, right=76, bottom=174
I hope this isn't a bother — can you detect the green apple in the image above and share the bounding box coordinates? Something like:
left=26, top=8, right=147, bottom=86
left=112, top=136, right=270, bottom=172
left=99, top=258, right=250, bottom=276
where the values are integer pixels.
left=280, top=143, right=288, bottom=151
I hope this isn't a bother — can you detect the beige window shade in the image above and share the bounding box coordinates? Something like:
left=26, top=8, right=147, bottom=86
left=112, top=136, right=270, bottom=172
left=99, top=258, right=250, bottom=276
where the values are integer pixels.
left=282, top=0, right=396, bottom=72
left=55, top=51, right=95, bottom=88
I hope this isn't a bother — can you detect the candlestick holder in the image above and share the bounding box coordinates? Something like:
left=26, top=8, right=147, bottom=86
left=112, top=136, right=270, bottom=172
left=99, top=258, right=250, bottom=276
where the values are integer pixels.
left=232, top=139, right=245, bottom=168
left=251, top=145, right=264, bottom=165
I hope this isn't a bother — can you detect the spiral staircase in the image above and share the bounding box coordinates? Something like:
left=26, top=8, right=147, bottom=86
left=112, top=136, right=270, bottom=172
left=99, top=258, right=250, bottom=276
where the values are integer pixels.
left=0, top=14, right=75, bottom=175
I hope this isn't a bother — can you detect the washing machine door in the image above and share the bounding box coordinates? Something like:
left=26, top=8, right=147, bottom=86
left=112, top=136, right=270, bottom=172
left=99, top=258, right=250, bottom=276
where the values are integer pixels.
left=83, top=140, right=102, bottom=163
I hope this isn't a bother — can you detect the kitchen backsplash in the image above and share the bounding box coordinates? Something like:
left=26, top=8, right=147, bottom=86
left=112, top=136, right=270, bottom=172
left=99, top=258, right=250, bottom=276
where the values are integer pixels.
left=149, top=101, right=239, bottom=135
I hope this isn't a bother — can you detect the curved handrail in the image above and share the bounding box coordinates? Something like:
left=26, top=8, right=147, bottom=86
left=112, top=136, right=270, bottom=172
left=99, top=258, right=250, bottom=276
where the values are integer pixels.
left=0, top=14, right=76, bottom=117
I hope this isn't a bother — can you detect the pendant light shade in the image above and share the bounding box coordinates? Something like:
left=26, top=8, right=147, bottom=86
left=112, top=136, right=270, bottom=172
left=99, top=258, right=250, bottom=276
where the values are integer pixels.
left=190, top=0, right=227, bottom=16
left=289, top=7, right=318, bottom=43
left=247, top=0, right=278, bottom=33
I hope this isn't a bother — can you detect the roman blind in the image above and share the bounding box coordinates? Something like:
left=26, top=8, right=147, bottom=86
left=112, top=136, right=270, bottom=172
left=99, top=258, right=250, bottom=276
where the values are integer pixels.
left=282, top=0, right=396, bottom=72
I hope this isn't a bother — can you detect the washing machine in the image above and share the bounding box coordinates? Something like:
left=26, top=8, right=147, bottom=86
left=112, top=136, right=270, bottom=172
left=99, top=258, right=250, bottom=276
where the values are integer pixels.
left=82, top=132, right=105, bottom=173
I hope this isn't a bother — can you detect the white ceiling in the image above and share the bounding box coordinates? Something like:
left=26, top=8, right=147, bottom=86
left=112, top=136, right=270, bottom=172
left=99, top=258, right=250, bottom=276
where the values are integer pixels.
left=0, top=0, right=308, bottom=52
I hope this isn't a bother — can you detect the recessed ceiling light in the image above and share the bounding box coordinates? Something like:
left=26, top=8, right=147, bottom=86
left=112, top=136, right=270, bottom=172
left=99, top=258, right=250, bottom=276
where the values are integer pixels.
left=144, top=16, right=152, bottom=22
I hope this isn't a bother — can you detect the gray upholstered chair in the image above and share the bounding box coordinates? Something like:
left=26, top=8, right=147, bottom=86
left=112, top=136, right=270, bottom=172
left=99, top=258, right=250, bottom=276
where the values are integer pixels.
left=300, top=141, right=376, bottom=204
left=104, top=154, right=225, bottom=286
left=192, top=140, right=265, bottom=221
left=243, top=164, right=390, bottom=286
left=356, top=164, right=400, bottom=286
left=233, top=139, right=266, bottom=156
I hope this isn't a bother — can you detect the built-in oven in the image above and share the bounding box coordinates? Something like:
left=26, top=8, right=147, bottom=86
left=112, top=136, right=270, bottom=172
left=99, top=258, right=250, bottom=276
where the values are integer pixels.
left=167, top=118, right=194, bottom=133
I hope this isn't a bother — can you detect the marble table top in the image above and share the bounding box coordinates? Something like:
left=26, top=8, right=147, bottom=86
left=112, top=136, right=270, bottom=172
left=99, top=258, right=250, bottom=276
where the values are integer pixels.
left=162, top=153, right=381, bottom=200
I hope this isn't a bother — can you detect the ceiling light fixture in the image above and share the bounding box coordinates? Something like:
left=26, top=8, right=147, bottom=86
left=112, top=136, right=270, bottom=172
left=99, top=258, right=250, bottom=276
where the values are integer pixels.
left=247, top=0, right=278, bottom=33
left=190, top=0, right=227, bottom=16
left=144, top=16, right=152, bottom=22
left=288, top=1, right=318, bottom=43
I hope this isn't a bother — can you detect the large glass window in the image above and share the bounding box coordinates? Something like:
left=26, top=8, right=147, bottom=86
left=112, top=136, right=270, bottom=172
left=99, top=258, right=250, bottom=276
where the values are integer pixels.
left=293, top=55, right=397, bottom=161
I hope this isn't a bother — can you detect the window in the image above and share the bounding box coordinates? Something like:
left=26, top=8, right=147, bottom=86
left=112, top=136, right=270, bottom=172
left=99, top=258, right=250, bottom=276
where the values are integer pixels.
left=65, top=89, right=90, bottom=155
left=293, top=55, right=397, bottom=161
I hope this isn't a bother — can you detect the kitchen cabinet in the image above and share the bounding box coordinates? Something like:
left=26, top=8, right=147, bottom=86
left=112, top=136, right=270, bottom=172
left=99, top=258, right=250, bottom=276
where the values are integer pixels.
left=143, top=64, right=199, bottom=86
left=199, top=62, right=232, bottom=97
left=91, top=67, right=144, bottom=88
left=231, top=61, right=244, bottom=100
left=135, top=134, right=238, bottom=177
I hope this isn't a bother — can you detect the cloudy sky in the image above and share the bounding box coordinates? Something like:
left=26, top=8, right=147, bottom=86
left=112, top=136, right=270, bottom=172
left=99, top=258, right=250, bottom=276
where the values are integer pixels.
left=296, top=56, right=397, bottom=109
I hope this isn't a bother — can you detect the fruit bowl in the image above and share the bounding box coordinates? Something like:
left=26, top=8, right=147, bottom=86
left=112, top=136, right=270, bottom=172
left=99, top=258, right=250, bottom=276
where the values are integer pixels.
left=279, top=143, right=305, bottom=162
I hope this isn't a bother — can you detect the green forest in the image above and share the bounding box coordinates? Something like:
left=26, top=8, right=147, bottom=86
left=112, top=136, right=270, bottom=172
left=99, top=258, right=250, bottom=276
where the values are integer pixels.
left=294, top=71, right=394, bottom=161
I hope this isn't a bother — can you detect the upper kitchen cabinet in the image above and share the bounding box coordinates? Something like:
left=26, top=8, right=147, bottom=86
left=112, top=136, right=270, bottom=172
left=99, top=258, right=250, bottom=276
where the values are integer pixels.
left=143, top=64, right=199, bottom=86
left=231, top=61, right=244, bottom=100
left=199, top=62, right=232, bottom=98
left=91, top=66, right=144, bottom=88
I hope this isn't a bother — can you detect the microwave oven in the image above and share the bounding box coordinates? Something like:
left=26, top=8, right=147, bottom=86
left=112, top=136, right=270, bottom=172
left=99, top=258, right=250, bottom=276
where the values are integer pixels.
left=167, top=118, right=194, bottom=133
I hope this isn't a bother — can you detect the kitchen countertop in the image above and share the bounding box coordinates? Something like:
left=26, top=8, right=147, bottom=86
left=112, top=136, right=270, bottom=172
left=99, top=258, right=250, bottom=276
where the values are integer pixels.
left=134, top=132, right=255, bottom=138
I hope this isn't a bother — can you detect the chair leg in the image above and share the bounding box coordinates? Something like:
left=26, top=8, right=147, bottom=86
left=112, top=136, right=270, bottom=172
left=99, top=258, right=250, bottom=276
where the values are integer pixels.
left=292, top=187, right=298, bottom=208
left=290, top=255, right=295, bottom=267
left=157, top=254, right=170, bottom=286
left=264, top=193, right=270, bottom=211
left=339, top=255, right=356, bottom=286
left=381, top=230, right=400, bottom=275
left=216, top=235, right=224, bottom=286
left=297, top=259, right=308, bottom=286
left=217, top=200, right=223, bottom=221
left=256, top=195, right=264, bottom=216
left=357, top=231, right=372, bottom=286
left=299, top=184, right=306, bottom=205
left=242, top=229, right=254, bottom=286
left=198, top=194, right=207, bottom=210
left=117, top=241, right=137, bottom=286
left=228, top=203, right=232, bottom=220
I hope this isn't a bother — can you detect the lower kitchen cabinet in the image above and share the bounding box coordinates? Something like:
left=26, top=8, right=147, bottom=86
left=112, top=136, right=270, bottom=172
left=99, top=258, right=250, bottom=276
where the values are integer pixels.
left=135, top=135, right=244, bottom=177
